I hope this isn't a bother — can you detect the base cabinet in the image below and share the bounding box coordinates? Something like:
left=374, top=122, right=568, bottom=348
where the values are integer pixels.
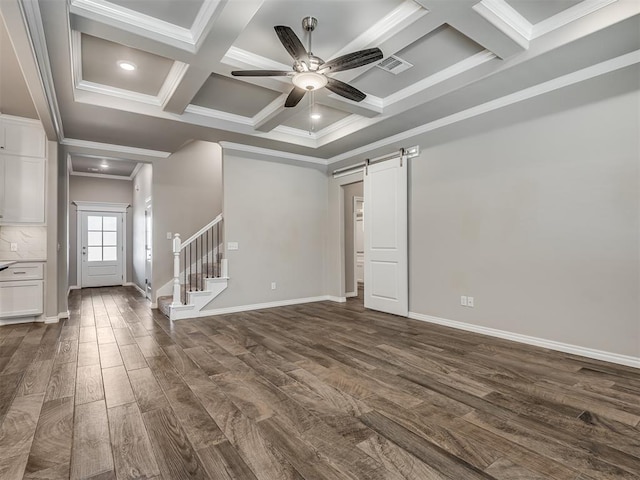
left=0, top=262, right=44, bottom=319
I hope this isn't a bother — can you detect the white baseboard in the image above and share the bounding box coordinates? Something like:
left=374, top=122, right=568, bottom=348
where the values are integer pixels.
left=44, top=316, right=59, bottom=324
left=175, top=295, right=337, bottom=320
left=327, top=296, right=347, bottom=303
left=58, top=311, right=70, bottom=320
left=345, top=291, right=357, bottom=298
left=124, top=282, right=145, bottom=295
left=408, top=312, right=640, bottom=369
left=0, top=316, right=39, bottom=326
left=150, top=303, right=158, bottom=309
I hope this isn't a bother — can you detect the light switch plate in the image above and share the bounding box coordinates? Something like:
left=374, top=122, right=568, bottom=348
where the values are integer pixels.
left=227, top=242, right=238, bottom=251
left=10, top=243, right=18, bottom=252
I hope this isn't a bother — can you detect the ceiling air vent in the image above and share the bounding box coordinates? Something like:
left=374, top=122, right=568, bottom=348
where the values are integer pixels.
left=376, top=55, right=413, bottom=75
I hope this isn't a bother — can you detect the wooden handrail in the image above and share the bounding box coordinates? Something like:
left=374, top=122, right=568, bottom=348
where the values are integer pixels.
left=180, top=214, right=222, bottom=250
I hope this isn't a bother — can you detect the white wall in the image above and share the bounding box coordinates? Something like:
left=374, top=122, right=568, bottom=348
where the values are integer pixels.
left=409, top=90, right=639, bottom=358
left=152, top=141, right=222, bottom=301
left=69, top=176, right=134, bottom=286
left=132, top=164, right=151, bottom=292
left=202, top=154, right=328, bottom=310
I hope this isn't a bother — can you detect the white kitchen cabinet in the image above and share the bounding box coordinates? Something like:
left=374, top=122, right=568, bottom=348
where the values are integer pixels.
left=0, top=115, right=46, bottom=158
left=0, top=155, right=46, bottom=224
left=0, top=262, right=44, bottom=319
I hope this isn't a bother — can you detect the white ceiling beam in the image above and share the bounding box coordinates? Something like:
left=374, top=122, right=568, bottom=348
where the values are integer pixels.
left=413, top=0, right=525, bottom=59
left=162, top=0, right=265, bottom=114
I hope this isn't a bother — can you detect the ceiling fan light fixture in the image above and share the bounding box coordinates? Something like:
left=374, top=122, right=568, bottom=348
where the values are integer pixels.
left=292, top=71, right=327, bottom=91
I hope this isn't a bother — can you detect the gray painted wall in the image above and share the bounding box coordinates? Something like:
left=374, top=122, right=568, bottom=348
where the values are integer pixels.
left=343, top=181, right=363, bottom=295
left=69, top=176, right=134, bottom=286
left=409, top=89, right=639, bottom=357
left=57, top=144, right=68, bottom=315
left=203, top=154, right=328, bottom=310
left=45, top=141, right=57, bottom=317
left=132, top=164, right=152, bottom=292
left=152, top=141, right=222, bottom=300
left=0, top=20, right=38, bottom=119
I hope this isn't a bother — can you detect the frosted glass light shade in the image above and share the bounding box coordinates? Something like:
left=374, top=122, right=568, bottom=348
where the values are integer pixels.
left=292, top=72, right=327, bottom=91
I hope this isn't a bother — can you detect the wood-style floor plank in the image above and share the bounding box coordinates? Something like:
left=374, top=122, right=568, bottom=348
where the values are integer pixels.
left=107, top=402, right=160, bottom=480
left=70, top=399, right=114, bottom=480
left=1, top=286, right=639, bottom=480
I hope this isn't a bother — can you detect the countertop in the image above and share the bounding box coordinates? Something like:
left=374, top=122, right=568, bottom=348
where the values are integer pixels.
left=0, top=261, right=17, bottom=272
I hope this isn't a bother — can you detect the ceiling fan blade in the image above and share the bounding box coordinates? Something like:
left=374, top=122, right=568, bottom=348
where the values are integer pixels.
left=320, top=48, right=383, bottom=73
left=284, top=87, right=307, bottom=107
left=274, top=26, right=308, bottom=62
left=326, top=78, right=366, bottom=102
left=231, top=70, right=291, bottom=77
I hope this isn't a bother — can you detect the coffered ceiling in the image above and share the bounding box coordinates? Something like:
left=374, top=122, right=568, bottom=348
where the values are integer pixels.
left=1, top=0, right=639, bottom=165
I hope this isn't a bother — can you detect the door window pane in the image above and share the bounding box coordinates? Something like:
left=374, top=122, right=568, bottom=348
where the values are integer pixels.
left=88, top=216, right=102, bottom=230
left=103, top=216, right=117, bottom=231
left=88, top=247, right=102, bottom=262
left=103, top=247, right=117, bottom=261
left=103, top=232, right=117, bottom=246
left=88, top=232, right=102, bottom=246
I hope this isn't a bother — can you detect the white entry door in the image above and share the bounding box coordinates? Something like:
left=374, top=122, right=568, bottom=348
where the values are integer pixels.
left=81, top=211, right=124, bottom=287
left=364, top=155, right=408, bottom=316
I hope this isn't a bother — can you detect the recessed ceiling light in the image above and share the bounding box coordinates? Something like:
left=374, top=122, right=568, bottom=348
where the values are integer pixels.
left=118, top=61, right=136, bottom=71
left=310, top=112, right=321, bottom=120
left=100, top=163, right=108, bottom=169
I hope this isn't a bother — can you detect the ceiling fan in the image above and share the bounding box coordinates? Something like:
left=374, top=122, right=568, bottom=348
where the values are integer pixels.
left=231, top=17, right=383, bottom=108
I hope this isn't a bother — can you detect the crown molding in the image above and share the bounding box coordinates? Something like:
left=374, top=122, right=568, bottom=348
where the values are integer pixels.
left=532, top=0, right=618, bottom=39
left=473, top=0, right=618, bottom=49
left=16, top=0, right=64, bottom=140
left=72, top=200, right=130, bottom=212
left=129, top=162, right=143, bottom=179
left=69, top=0, right=223, bottom=52
left=158, top=61, right=190, bottom=107
left=71, top=30, right=188, bottom=108
left=330, top=0, right=428, bottom=59
left=223, top=46, right=292, bottom=71
left=76, top=80, right=162, bottom=106
left=327, top=49, right=640, bottom=164
left=184, top=104, right=254, bottom=126
left=0, top=113, right=44, bottom=127
left=62, top=138, right=172, bottom=158
left=384, top=50, right=497, bottom=106
left=70, top=171, right=133, bottom=181
left=219, top=142, right=327, bottom=166
left=473, top=0, right=531, bottom=49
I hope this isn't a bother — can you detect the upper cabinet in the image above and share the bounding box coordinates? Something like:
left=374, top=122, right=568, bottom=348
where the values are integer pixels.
left=0, top=115, right=47, bottom=225
left=0, top=115, right=46, bottom=158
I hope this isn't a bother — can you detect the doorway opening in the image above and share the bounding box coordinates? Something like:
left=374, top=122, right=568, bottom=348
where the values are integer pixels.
left=342, top=181, right=364, bottom=300
left=74, top=202, right=129, bottom=288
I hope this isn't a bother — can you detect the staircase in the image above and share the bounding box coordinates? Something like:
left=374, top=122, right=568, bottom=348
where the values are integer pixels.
left=157, top=214, right=228, bottom=320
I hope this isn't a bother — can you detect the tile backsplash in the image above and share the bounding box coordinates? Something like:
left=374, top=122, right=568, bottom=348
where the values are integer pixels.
left=0, top=226, right=47, bottom=260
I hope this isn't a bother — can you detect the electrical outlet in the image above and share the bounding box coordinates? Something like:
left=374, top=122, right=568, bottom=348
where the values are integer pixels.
left=10, top=243, right=18, bottom=252
left=467, top=296, right=474, bottom=307
left=460, top=295, right=467, bottom=306
left=166, top=232, right=172, bottom=239
left=271, top=282, right=276, bottom=290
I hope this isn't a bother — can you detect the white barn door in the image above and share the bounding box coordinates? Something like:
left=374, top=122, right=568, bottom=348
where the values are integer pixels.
left=364, top=155, right=408, bottom=316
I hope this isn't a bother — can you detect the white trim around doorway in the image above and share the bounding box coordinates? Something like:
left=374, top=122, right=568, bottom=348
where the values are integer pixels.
left=73, top=201, right=130, bottom=288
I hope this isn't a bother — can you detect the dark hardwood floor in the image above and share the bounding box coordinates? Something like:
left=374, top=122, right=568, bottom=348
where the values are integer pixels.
left=1, top=286, right=639, bottom=479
